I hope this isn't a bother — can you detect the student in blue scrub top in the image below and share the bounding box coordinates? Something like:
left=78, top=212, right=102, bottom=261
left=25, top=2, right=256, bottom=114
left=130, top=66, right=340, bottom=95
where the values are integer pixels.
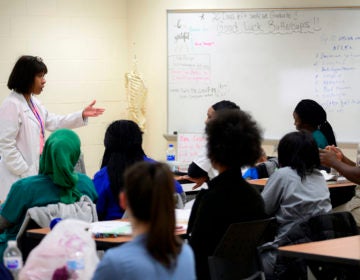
left=93, top=120, right=185, bottom=221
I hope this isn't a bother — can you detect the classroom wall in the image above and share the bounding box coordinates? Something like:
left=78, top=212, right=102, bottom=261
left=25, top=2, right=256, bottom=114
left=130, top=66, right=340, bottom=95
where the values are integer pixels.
left=127, top=0, right=360, bottom=162
left=0, top=1, right=359, bottom=177
left=0, top=0, right=128, bottom=177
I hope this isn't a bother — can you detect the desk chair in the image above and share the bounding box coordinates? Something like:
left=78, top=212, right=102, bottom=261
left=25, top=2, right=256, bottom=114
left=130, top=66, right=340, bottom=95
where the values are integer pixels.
left=208, top=217, right=277, bottom=280
left=16, top=195, right=98, bottom=261
left=275, top=211, right=359, bottom=280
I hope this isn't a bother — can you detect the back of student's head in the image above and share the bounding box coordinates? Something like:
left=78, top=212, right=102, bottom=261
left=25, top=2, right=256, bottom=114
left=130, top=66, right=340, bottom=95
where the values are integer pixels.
left=278, top=130, right=320, bottom=179
left=7, top=55, right=48, bottom=94
left=101, top=120, right=145, bottom=199
left=212, top=100, right=240, bottom=111
left=101, top=120, right=144, bottom=165
left=206, top=109, right=262, bottom=169
left=39, top=128, right=82, bottom=203
left=124, top=161, right=181, bottom=268
left=294, top=99, right=337, bottom=146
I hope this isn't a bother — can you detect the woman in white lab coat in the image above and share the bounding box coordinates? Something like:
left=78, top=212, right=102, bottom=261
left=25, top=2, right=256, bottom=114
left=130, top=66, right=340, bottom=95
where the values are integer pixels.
left=0, top=55, right=105, bottom=200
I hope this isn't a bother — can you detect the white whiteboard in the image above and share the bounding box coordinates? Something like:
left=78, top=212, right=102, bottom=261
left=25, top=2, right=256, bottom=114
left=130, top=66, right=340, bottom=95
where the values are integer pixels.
left=167, top=8, right=360, bottom=143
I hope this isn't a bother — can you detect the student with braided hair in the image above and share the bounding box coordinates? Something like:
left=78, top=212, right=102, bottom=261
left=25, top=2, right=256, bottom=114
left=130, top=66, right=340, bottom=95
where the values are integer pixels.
left=293, top=99, right=337, bottom=148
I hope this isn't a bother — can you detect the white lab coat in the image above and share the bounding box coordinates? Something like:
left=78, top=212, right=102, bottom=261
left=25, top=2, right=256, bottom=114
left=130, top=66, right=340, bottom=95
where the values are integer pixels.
left=193, top=145, right=218, bottom=180
left=0, top=91, right=87, bottom=200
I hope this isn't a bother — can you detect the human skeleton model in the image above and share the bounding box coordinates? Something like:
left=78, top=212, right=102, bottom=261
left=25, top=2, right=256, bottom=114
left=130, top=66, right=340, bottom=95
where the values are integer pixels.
left=125, top=66, right=148, bottom=132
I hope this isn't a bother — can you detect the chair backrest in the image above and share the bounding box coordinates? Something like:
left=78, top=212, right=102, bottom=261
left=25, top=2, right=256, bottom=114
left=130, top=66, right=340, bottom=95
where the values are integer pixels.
left=16, top=195, right=98, bottom=261
left=279, top=211, right=359, bottom=247
left=275, top=211, right=359, bottom=279
left=208, top=217, right=277, bottom=280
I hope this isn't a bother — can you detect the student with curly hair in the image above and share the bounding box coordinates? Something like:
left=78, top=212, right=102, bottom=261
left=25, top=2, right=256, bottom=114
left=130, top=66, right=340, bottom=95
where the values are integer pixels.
left=187, top=109, right=267, bottom=280
left=183, top=100, right=240, bottom=189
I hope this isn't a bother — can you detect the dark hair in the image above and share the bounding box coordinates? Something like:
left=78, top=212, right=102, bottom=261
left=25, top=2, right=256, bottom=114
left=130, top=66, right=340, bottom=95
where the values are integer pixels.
left=212, top=100, right=240, bottom=111
left=294, top=99, right=337, bottom=146
left=206, top=109, right=262, bottom=169
left=100, top=120, right=145, bottom=201
left=278, top=130, right=320, bottom=179
left=7, top=55, right=48, bottom=94
left=124, top=161, right=182, bottom=268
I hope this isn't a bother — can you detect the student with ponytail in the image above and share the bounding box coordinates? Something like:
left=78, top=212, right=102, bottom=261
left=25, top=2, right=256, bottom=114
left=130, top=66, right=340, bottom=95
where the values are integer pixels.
left=293, top=99, right=337, bottom=148
left=92, top=161, right=195, bottom=280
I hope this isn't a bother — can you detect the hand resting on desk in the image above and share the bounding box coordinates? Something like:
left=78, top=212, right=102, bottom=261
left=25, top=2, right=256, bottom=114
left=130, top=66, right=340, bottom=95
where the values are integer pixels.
left=177, top=175, right=208, bottom=190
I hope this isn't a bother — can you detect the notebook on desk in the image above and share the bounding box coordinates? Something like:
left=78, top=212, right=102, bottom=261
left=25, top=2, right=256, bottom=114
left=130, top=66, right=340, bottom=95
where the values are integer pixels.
left=90, top=221, right=132, bottom=237
left=320, top=170, right=349, bottom=183
left=90, top=216, right=189, bottom=237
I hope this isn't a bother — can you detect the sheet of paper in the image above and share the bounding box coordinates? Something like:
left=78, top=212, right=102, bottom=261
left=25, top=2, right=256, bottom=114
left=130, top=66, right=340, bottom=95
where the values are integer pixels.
left=90, top=221, right=132, bottom=236
left=320, top=170, right=337, bottom=181
left=181, top=182, right=208, bottom=192
left=175, top=208, right=191, bottom=231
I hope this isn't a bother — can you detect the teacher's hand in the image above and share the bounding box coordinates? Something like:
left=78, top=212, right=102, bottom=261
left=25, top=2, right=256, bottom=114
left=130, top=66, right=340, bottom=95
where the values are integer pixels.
left=82, top=100, right=105, bottom=118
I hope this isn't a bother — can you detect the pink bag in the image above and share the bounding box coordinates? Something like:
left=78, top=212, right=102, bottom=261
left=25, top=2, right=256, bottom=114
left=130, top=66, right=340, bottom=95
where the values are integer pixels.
left=19, top=219, right=99, bottom=280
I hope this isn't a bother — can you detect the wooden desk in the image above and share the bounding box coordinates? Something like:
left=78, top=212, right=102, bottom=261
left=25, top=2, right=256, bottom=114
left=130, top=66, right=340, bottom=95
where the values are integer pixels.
left=27, top=226, right=187, bottom=251
left=278, top=235, right=360, bottom=267
left=248, top=178, right=356, bottom=208
left=248, top=178, right=356, bottom=189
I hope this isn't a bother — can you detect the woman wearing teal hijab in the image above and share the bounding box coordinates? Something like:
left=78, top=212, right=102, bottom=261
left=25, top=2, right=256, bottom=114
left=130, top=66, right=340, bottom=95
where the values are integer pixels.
left=0, top=129, right=97, bottom=257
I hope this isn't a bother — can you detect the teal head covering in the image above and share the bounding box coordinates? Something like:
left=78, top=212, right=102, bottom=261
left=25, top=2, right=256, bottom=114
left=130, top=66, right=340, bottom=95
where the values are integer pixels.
left=39, top=129, right=82, bottom=203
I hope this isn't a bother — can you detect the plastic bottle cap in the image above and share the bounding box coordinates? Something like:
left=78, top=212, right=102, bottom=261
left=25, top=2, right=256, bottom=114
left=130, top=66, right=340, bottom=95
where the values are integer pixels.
left=7, top=240, right=17, bottom=247
left=50, top=218, right=62, bottom=230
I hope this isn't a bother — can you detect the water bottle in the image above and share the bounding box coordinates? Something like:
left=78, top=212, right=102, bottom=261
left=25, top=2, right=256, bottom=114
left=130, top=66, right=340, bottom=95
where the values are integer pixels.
left=166, top=144, right=176, bottom=161
left=66, top=250, right=85, bottom=279
left=166, top=144, right=176, bottom=172
left=3, top=240, right=23, bottom=280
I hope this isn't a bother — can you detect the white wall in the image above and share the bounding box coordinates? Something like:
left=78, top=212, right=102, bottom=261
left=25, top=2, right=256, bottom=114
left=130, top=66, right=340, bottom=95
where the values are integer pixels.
left=127, top=0, right=360, bottom=161
left=0, top=0, right=128, bottom=177
left=1, top=0, right=359, bottom=177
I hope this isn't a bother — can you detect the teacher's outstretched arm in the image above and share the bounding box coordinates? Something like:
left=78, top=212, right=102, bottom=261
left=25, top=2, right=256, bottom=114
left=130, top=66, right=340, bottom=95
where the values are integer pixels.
left=82, top=100, right=105, bottom=119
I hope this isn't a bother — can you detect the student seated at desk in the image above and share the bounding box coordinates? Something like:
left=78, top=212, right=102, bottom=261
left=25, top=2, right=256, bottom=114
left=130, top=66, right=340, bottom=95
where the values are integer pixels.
left=293, top=99, right=337, bottom=149
left=243, top=148, right=279, bottom=180
left=260, top=131, right=331, bottom=278
left=320, top=146, right=360, bottom=227
left=0, top=129, right=98, bottom=258
left=93, top=120, right=185, bottom=221
left=184, top=100, right=240, bottom=189
left=187, top=109, right=267, bottom=280
left=92, top=161, right=195, bottom=280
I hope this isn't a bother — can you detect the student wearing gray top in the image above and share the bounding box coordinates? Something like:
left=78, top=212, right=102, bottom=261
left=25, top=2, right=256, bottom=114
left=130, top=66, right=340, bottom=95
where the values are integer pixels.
left=260, top=131, right=331, bottom=278
left=92, top=161, right=195, bottom=280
